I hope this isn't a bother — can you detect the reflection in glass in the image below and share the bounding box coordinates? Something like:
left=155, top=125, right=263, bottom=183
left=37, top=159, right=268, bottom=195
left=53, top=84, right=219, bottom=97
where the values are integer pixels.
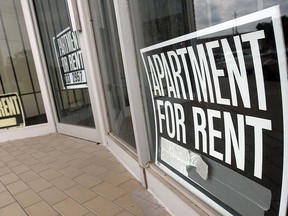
left=194, top=0, right=258, bottom=30
left=89, top=0, right=136, bottom=149
left=129, top=0, right=288, bottom=215
left=33, top=0, right=95, bottom=128
left=0, top=0, right=47, bottom=126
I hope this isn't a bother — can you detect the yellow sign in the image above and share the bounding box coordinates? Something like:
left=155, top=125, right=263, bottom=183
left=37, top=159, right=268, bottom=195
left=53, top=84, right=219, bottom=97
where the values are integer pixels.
left=0, top=93, right=25, bottom=129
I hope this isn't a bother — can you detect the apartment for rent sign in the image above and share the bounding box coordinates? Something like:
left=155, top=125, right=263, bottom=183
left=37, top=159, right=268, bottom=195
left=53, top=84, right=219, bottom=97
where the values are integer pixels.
left=53, top=27, right=87, bottom=89
left=140, top=6, right=287, bottom=185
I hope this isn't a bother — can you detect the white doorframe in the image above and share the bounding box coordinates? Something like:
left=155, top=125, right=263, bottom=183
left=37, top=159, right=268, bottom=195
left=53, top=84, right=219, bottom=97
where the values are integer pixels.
left=0, top=0, right=59, bottom=143
left=21, top=0, right=104, bottom=143
left=113, top=0, right=152, bottom=186
left=75, top=0, right=110, bottom=145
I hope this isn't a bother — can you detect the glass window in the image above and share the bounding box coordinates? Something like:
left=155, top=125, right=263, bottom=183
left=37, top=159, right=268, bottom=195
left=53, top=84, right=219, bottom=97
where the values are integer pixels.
left=129, top=0, right=288, bottom=215
left=0, top=0, right=47, bottom=128
left=89, top=0, right=136, bottom=150
left=33, top=0, right=95, bottom=128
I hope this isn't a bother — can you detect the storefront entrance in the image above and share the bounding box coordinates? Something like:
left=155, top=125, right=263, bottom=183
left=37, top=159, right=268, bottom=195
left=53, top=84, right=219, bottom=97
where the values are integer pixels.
left=19, top=0, right=288, bottom=215
left=32, top=0, right=101, bottom=141
left=88, top=0, right=136, bottom=150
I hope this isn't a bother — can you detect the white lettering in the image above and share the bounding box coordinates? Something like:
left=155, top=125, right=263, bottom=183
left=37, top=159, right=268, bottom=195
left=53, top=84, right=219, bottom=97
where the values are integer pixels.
left=157, top=100, right=165, bottom=133
left=57, top=31, right=79, bottom=56
left=165, top=101, right=176, bottom=139
left=161, top=53, right=177, bottom=98
left=206, top=41, right=230, bottom=105
left=157, top=100, right=186, bottom=143
left=148, top=56, right=162, bottom=96
left=221, top=36, right=251, bottom=108
left=192, top=107, right=207, bottom=153
left=207, top=109, right=223, bottom=161
left=187, top=45, right=214, bottom=103
left=241, top=30, right=266, bottom=110
left=153, top=54, right=165, bottom=96
left=174, top=103, right=186, bottom=144
left=246, top=116, right=272, bottom=179
left=167, top=51, right=187, bottom=99
left=224, top=112, right=245, bottom=170
left=68, top=51, right=84, bottom=71
left=61, top=57, right=69, bottom=73
left=176, top=48, right=194, bottom=100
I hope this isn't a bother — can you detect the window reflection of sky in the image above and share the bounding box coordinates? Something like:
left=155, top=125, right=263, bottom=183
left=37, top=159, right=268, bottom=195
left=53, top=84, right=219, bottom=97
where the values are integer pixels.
left=195, top=0, right=257, bottom=30
left=194, top=0, right=288, bottom=32
left=264, top=0, right=288, bottom=12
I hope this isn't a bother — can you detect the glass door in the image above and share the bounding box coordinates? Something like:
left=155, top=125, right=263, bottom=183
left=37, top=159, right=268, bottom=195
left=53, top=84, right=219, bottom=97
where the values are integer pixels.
left=89, top=0, right=136, bottom=150
left=32, top=0, right=100, bottom=141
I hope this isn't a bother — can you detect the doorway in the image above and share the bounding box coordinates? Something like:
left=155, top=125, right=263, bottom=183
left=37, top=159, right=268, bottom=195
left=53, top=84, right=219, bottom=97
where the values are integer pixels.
left=89, top=0, right=136, bottom=150
left=33, top=0, right=100, bottom=141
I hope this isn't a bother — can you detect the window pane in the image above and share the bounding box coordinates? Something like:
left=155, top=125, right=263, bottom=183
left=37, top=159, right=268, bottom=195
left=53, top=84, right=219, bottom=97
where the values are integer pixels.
left=129, top=0, right=288, bottom=215
left=89, top=0, right=136, bottom=149
left=0, top=0, right=47, bottom=127
left=33, top=0, right=95, bottom=128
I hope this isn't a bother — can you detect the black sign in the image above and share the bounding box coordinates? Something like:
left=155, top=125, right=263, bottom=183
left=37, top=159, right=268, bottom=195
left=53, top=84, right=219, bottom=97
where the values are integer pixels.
left=53, top=27, right=88, bottom=89
left=141, top=6, right=287, bottom=215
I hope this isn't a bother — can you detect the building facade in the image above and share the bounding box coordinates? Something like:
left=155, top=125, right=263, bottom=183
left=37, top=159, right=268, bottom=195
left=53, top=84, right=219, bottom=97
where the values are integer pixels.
left=1, top=0, right=288, bottom=215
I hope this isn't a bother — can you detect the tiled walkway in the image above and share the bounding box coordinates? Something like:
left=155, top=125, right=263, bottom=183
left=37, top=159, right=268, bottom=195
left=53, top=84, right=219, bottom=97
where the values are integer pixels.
left=0, top=133, right=170, bottom=216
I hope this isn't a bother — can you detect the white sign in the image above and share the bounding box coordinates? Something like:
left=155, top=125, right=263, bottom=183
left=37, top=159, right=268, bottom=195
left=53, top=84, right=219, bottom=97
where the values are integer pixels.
left=53, top=27, right=88, bottom=89
left=140, top=5, right=287, bottom=186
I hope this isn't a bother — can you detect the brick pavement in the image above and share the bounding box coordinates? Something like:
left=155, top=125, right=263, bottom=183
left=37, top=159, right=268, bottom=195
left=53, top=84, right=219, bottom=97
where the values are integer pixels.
left=0, top=133, right=170, bottom=216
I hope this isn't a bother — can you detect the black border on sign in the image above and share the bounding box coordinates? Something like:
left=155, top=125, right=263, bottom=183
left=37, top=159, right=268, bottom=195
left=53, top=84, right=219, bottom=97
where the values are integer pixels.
left=140, top=6, right=288, bottom=215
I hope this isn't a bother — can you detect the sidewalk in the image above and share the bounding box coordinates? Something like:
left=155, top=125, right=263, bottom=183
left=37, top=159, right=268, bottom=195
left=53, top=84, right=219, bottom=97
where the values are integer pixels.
left=0, top=133, right=170, bottom=216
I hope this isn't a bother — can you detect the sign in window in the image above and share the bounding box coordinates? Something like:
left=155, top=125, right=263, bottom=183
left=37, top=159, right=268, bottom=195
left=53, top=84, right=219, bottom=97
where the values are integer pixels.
left=140, top=6, right=287, bottom=215
left=53, top=27, right=88, bottom=89
left=0, top=93, right=25, bottom=129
